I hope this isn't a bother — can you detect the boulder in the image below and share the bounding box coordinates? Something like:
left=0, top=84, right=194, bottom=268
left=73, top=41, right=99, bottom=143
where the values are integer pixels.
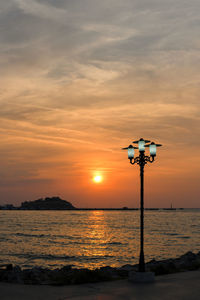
left=1, top=251, right=200, bottom=285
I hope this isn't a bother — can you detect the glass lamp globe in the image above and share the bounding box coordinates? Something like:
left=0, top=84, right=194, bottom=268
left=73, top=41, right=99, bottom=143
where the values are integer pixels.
left=149, top=143, right=157, bottom=156
left=128, top=145, right=134, bottom=159
left=138, top=140, right=145, bottom=152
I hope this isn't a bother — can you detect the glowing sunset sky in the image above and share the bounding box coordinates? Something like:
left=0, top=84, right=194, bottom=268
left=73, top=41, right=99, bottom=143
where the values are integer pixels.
left=0, top=0, right=199, bottom=207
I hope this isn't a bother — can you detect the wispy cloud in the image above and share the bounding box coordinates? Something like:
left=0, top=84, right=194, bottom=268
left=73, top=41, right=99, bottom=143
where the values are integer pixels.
left=13, top=0, right=68, bottom=22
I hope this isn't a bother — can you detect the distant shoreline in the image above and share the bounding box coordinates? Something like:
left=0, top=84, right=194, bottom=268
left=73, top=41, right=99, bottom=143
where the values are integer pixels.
left=1, top=197, right=197, bottom=210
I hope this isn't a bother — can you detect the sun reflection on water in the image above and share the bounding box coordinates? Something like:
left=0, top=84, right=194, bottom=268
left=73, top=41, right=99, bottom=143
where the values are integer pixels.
left=83, top=211, right=108, bottom=263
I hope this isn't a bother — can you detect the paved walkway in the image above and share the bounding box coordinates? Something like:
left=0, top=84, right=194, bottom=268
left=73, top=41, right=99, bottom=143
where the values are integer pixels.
left=1, top=270, right=200, bottom=300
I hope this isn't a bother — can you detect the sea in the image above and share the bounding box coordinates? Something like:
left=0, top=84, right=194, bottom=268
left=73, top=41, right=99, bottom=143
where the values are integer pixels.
left=0, top=210, right=200, bottom=270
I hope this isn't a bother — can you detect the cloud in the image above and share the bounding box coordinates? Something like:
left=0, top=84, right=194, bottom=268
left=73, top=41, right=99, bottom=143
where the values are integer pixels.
left=13, top=0, right=68, bottom=22
left=0, top=0, right=199, bottom=205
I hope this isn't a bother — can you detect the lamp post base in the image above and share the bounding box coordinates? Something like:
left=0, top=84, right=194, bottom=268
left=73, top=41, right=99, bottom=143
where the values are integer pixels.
left=129, top=271, right=155, bottom=283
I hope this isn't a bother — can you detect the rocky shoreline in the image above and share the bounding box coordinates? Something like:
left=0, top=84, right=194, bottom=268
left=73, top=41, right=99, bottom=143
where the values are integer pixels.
left=0, top=251, right=200, bottom=285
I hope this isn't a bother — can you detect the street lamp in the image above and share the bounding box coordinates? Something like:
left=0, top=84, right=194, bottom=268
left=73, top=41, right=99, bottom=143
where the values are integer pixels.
left=122, top=138, right=162, bottom=273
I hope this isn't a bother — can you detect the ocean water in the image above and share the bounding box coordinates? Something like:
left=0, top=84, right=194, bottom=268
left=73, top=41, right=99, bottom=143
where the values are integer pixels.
left=0, top=210, right=200, bottom=269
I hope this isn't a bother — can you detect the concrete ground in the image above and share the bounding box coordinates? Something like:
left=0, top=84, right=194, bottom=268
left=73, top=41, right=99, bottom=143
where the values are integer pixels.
left=1, top=270, right=200, bottom=300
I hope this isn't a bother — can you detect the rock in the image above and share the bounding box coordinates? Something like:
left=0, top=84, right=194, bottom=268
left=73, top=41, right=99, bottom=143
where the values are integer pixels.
left=1, top=251, right=200, bottom=285
left=119, top=264, right=135, bottom=271
left=150, top=262, right=167, bottom=275
left=13, top=266, right=21, bottom=273
left=48, top=269, right=73, bottom=285
left=6, top=264, right=13, bottom=271
left=98, top=266, right=119, bottom=280
left=60, top=265, right=73, bottom=273
left=117, top=264, right=137, bottom=277
left=180, top=251, right=197, bottom=261
left=166, top=261, right=177, bottom=273
left=71, top=269, right=94, bottom=284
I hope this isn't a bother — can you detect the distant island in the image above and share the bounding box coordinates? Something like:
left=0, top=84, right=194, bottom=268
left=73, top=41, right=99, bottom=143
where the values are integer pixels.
left=0, top=197, right=76, bottom=210
left=20, top=197, right=76, bottom=210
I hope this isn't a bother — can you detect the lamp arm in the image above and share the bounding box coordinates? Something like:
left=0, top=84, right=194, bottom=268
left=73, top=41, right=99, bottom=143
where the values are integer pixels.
left=145, top=156, right=155, bottom=163
left=129, top=155, right=155, bottom=166
left=129, top=158, right=136, bottom=165
left=130, top=156, right=140, bottom=165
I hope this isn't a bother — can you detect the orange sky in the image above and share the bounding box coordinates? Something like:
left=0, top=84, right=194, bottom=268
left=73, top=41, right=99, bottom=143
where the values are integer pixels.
left=0, top=0, right=200, bottom=207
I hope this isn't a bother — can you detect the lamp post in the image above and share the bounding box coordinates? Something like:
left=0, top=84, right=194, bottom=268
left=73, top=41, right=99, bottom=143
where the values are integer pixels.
left=122, top=138, right=162, bottom=273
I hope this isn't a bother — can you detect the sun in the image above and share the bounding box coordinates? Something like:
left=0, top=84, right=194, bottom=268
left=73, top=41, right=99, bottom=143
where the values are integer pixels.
left=93, top=175, right=103, bottom=183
